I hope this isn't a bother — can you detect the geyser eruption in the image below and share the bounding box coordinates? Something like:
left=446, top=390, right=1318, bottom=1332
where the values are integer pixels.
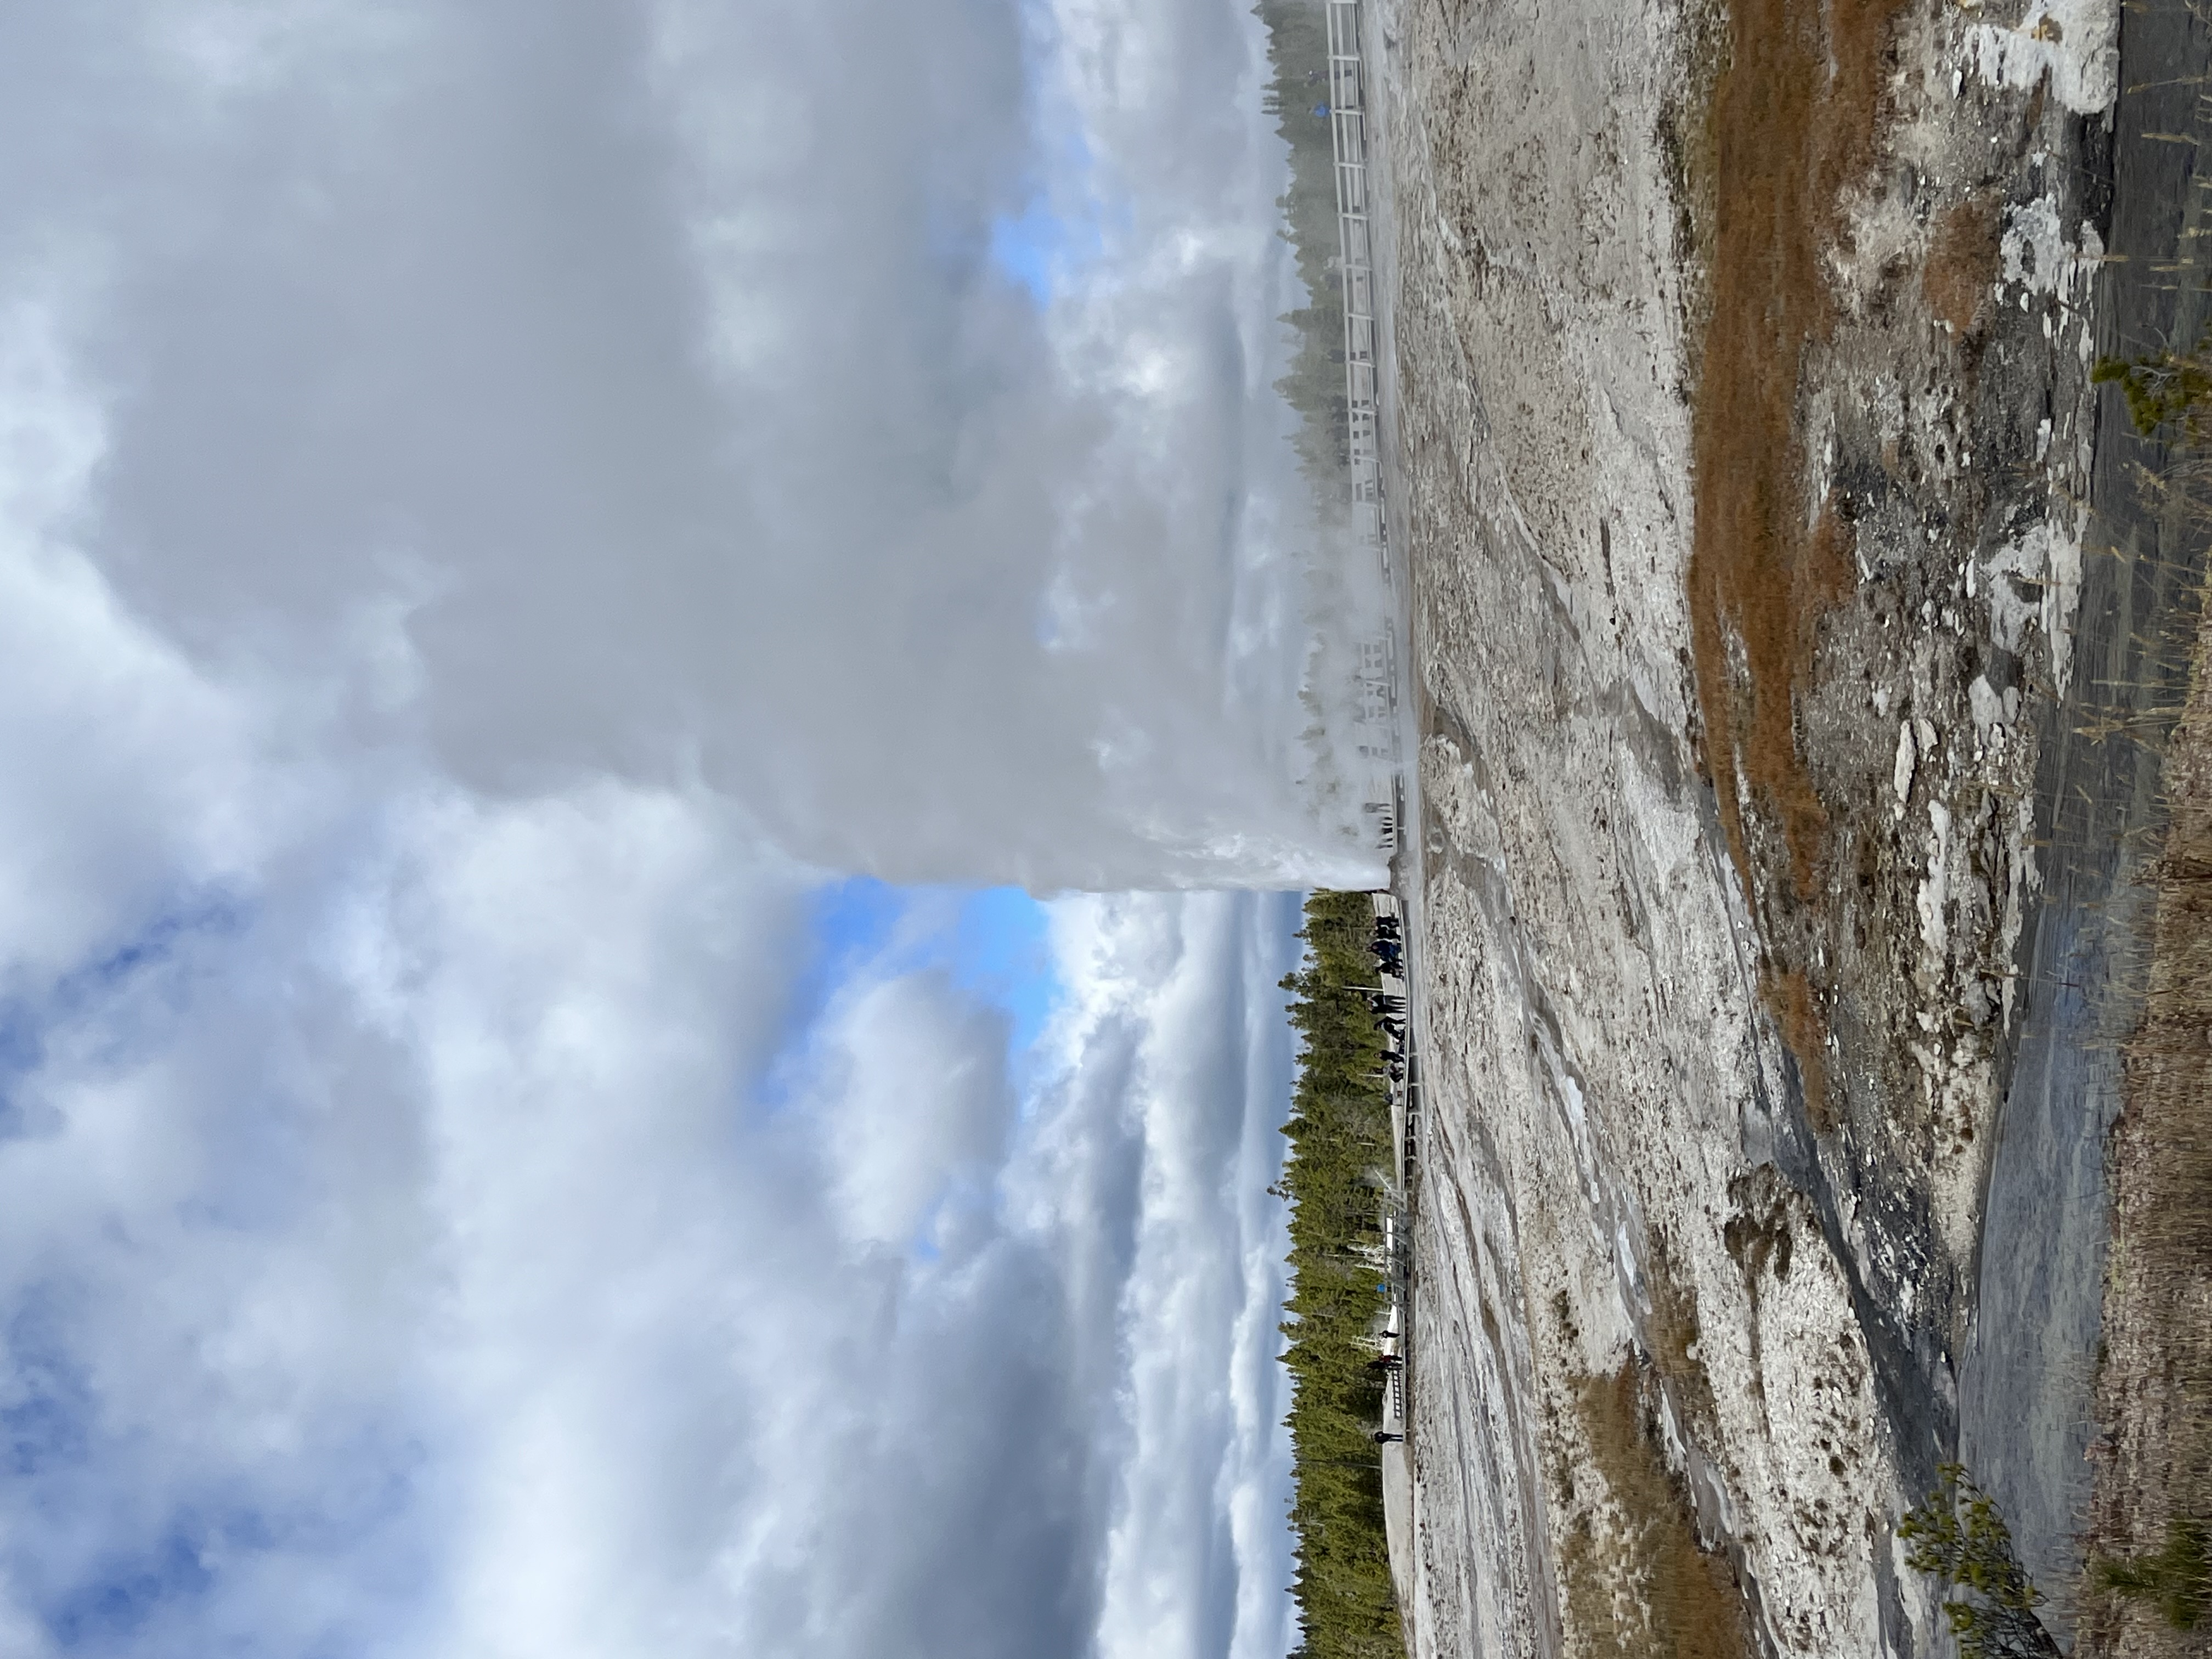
left=20, top=0, right=1393, bottom=890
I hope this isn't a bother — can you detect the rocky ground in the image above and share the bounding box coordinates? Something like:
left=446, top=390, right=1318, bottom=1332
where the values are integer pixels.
left=1367, top=0, right=2150, bottom=1648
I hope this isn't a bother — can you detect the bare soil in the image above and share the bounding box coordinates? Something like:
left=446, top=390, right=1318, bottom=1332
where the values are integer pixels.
left=1923, top=196, right=2005, bottom=337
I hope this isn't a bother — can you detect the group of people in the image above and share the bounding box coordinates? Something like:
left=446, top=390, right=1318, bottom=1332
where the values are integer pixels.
left=1369, top=915, right=1408, bottom=1082
left=1364, top=800, right=1399, bottom=850
left=1370, top=907, right=1412, bottom=1454
left=1368, top=984, right=1405, bottom=1031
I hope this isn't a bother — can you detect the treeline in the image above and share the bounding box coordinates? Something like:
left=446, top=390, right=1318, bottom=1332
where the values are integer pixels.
left=1278, top=890, right=1402, bottom=1659
left=1255, top=0, right=1352, bottom=487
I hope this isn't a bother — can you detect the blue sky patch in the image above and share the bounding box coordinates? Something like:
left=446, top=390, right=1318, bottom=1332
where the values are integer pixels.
left=989, top=204, right=1068, bottom=304
left=949, top=886, right=1056, bottom=1053
left=48, top=1528, right=213, bottom=1650
left=986, top=96, right=1109, bottom=307
left=779, top=878, right=1063, bottom=1099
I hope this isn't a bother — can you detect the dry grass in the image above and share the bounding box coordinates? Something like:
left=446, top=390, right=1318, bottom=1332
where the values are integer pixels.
left=1562, top=1366, right=1757, bottom=1659
left=2078, top=486, right=2212, bottom=1656
left=1685, top=0, right=1901, bottom=901
left=1924, top=195, right=2004, bottom=336
left=1767, top=966, right=1835, bottom=1132
left=1655, top=0, right=1728, bottom=362
left=1645, top=1237, right=1723, bottom=1446
left=1681, top=0, right=1902, bottom=1119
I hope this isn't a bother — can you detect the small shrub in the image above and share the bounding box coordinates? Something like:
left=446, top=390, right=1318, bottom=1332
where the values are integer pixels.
left=2091, top=1517, right=2210, bottom=1630
left=1897, top=1464, right=2059, bottom=1658
left=2094, top=338, right=2212, bottom=442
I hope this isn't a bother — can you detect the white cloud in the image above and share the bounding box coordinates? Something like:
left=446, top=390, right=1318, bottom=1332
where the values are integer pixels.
left=0, top=523, right=1306, bottom=1656
left=1030, top=893, right=1301, bottom=1659
left=807, top=970, right=1014, bottom=1247
left=0, top=4, right=1335, bottom=1654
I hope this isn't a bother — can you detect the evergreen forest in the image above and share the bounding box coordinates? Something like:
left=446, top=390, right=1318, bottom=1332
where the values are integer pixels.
left=1277, top=890, right=1403, bottom=1659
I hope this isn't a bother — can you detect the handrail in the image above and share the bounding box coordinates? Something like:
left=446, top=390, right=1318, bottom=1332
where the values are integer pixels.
left=1323, top=0, right=1401, bottom=811
left=1323, top=0, right=1388, bottom=585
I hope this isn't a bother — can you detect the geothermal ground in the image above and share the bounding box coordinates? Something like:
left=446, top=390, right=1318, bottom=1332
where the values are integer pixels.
left=1372, top=0, right=2212, bottom=1651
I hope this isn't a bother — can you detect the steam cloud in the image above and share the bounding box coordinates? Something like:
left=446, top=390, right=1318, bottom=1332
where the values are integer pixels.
left=8, top=0, right=1389, bottom=891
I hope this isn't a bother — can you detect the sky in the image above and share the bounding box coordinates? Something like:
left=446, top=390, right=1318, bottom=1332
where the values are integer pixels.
left=0, top=1, right=1383, bottom=1655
